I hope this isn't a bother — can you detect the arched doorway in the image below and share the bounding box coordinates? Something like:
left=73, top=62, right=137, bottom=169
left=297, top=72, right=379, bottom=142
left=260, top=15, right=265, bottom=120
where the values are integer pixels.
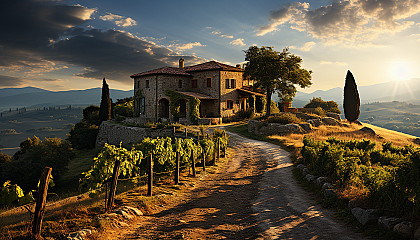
left=179, top=99, right=187, bottom=118
left=158, top=98, right=170, bottom=118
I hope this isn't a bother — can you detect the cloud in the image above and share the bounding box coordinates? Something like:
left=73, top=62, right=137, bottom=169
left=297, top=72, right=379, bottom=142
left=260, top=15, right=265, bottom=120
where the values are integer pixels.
left=100, top=13, right=137, bottom=27
left=0, top=75, right=25, bottom=87
left=290, top=41, right=316, bottom=51
left=257, top=0, right=420, bottom=45
left=320, top=61, right=348, bottom=66
left=174, top=42, right=205, bottom=50
left=211, top=31, right=234, bottom=39
left=0, top=0, right=205, bottom=86
left=230, top=38, right=246, bottom=46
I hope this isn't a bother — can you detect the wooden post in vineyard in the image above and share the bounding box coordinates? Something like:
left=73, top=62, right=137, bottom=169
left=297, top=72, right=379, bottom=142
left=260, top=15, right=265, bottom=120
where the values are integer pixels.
left=212, top=142, right=216, bottom=166
left=175, top=151, right=180, bottom=184
left=147, top=154, right=153, bottom=196
left=106, top=160, right=121, bottom=212
left=31, top=167, right=52, bottom=239
left=202, top=151, right=206, bottom=172
left=191, top=151, right=196, bottom=177
left=217, top=138, right=220, bottom=160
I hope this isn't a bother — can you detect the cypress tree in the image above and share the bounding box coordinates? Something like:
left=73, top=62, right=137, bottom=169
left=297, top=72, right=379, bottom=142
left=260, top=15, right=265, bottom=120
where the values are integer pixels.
left=99, top=78, right=112, bottom=123
left=343, top=70, right=360, bottom=123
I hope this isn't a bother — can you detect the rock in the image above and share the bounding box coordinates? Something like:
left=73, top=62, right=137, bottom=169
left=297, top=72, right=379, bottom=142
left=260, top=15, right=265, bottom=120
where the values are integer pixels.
left=326, top=112, right=341, bottom=121
left=299, top=122, right=313, bottom=132
left=351, top=208, right=379, bottom=225
left=121, top=206, right=143, bottom=216
left=378, top=216, right=402, bottom=230
left=359, top=127, right=376, bottom=136
left=341, top=123, right=350, bottom=128
left=302, top=168, right=310, bottom=176
left=296, top=164, right=306, bottom=172
left=323, top=189, right=337, bottom=198
left=322, top=117, right=340, bottom=126
left=307, top=119, right=322, bottom=127
left=322, top=182, right=334, bottom=191
left=305, top=174, right=317, bottom=182
left=113, top=209, right=134, bottom=219
left=414, top=226, right=420, bottom=240
left=413, top=138, right=420, bottom=145
left=316, top=177, right=328, bottom=187
left=66, top=229, right=92, bottom=240
left=393, top=221, right=413, bottom=238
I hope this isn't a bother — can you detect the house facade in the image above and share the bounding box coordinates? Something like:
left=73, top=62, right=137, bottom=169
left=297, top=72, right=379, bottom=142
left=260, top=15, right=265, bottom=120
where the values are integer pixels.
left=130, top=58, right=264, bottom=123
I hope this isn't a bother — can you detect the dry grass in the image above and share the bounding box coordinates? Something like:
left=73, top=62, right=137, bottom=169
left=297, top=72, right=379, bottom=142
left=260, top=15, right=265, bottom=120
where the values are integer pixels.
left=269, top=121, right=419, bottom=150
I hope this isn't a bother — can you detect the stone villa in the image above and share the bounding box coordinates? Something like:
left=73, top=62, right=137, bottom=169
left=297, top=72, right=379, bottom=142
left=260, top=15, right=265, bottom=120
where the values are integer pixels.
left=130, top=58, right=265, bottom=124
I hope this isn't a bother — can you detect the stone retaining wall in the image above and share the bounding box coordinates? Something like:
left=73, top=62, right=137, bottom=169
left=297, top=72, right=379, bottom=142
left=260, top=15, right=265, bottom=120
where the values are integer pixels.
left=95, top=121, right=173, bottom=148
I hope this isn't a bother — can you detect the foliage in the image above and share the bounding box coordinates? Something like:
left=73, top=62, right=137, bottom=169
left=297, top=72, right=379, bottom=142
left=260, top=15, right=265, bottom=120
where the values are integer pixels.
left=166, top=90, right=200, bottom=124
left=304, top=97, right=341, bottom=114
left=99, top=78, right=112, bottom=123
left=266, top=113, right=303, bottom=124
left=313, top=107, right=326, bottom=116
left=3, top=137, right=74, bottom=191
left=67, top=120, right=99, bottom=149
left=135, top=137, right=175, bottom=173
left=244, top=46, right=312, bottom=116
left=0, top=152, right=11, bottom=164
left=343, top=70, right=360, bottom=122
left=83, top=105, right=100, bottom=125
left=270, top=100, right=280, bottom=114
left=301, top=137, right=420, bottom=216
left=0, top=180, right=36, bottom=206
left=114, top=100, right=134, bottom=117
left=79, top=143, right=142, bottom=193
left=213, top=128, right=229, bottom=153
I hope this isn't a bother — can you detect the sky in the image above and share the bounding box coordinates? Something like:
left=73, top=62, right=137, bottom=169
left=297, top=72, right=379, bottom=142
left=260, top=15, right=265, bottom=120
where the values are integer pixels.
left=1, top=0, right=420, bottom=92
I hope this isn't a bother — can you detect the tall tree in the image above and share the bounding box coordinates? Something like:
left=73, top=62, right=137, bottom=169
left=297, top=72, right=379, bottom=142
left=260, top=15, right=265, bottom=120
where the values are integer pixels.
left=343, top=70, right=360, bottom=122
left=244, top=46, right=312, bottom=117
left=99, top=78, right=112, bottom=123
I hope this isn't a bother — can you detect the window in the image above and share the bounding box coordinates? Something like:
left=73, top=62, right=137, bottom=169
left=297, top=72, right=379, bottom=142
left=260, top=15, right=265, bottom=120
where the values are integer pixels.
left=192, top=79, right=198, bottom=88
left=145, top=80, right=149, bottom=88
left=226, top=100, right=234, bottom=109
left=225, top=79, right=236, bottom=89
left=178, top=79, right=183, bottom=88
left=139, top=97, right=145, bottom=114
left=206, top=78, right=212, bottom=88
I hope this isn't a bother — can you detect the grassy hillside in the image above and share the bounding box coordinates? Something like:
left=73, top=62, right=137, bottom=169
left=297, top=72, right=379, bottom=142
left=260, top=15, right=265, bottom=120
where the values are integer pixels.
left=359, top=101, right=420, bottom=137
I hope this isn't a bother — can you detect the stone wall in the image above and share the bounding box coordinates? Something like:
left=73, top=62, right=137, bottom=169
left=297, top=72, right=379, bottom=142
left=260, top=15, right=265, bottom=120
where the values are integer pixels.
left=95, top=121, right=173, bottom=148
left=248, top=119, right=304, bottom=136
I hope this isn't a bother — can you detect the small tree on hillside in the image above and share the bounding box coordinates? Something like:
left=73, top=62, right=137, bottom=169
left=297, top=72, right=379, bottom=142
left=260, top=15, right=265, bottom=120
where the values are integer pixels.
left=244, top=46, right=312, bottom=117
left=304, top=97, right=341, bottom=114
left=99, top=78, right=112, bottom=123
left=343, top=70, right=360, bottom=122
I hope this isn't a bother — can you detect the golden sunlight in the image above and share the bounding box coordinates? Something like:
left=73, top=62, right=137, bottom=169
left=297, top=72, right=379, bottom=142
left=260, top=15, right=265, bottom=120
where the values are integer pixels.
left=390, top=61, right=410, bottom=81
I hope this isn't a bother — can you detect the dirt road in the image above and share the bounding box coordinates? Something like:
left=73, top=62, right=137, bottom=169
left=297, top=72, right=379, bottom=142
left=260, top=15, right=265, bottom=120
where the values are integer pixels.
left=120, top=132, right=366, bottom=239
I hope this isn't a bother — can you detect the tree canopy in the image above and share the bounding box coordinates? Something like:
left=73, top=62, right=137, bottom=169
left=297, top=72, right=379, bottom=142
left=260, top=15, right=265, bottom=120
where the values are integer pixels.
left=244, top=46, right=312, bottom=116
left=304, top=97, right=341, bottom=114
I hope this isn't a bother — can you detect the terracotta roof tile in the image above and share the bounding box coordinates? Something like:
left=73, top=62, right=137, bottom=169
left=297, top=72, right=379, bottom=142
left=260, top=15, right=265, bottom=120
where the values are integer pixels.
left=130, top=67, right=191, bottom=78
left=130, top=61, right=243, bottom=78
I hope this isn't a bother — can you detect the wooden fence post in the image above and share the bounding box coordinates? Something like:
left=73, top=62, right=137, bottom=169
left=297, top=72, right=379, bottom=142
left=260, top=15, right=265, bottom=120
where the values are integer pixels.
left=106, top=160, right=121, bottom=212
left=31, top=167, right=52, bottom=239
left=173, top=127, right=176, bottom=138
left=202, top=152, right=206, bottom=172
left=184, top=128, right=187, bottom=138
left=175, top=151, right=180, bottom=184
left=191, top=151, right=196, bottom=177
left=217, top=138, right=220, bottom=160
left=147, top=154, right=153, bottom=196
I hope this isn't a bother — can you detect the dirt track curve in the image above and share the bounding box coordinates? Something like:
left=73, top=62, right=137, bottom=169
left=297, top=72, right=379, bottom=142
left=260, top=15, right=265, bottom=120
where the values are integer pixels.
left=118, top=131, right=367, bottom=240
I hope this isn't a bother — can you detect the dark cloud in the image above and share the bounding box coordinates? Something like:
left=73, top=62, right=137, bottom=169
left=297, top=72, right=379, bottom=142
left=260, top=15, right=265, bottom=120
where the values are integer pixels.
left=0, top=75, right=25, bottom=87
left=0, top=0, right=204, bottom=86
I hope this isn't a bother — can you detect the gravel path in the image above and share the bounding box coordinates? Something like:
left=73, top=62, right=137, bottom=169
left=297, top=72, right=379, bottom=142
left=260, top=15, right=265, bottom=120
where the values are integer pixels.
left=119, top=132, right=367, bottom=240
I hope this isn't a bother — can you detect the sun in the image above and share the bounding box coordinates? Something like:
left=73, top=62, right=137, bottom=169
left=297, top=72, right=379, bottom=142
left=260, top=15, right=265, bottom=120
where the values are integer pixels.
left=391, top=61, right=410, bottom=81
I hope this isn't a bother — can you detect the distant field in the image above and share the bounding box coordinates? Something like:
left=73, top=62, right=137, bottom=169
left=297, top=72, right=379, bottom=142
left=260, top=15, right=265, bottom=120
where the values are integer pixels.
left=359, top=101, right=420, bottom=137
left=0, top=107, right=84, bottom=156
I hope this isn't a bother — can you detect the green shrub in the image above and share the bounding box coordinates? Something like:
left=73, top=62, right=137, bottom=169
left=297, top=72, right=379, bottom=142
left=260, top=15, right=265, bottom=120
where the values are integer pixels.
left=83, top=105, right=100, bottom=125
left=2, top=137, right=74, bottom=191
left=114, top=100, right=134, bottom=117
left=67, top=120, right=99, bottom=149
left=304, top=97, right=341, bottom=114
left=313, top=107, right=326, bottom=116
left=266, top=113, right=303, bottom=124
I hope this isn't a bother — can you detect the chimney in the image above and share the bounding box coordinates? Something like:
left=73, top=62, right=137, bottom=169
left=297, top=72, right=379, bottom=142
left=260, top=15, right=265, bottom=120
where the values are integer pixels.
left=179, top=58, right=184, bottom=68
left=236, top=64, right=241, bottom=69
